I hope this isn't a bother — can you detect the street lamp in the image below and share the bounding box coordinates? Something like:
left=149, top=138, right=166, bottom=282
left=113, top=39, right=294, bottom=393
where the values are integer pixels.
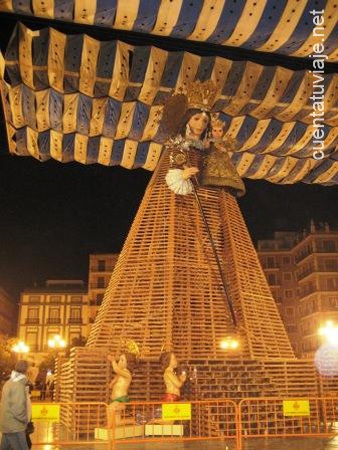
left=48, top=335, right=66, bottom=349
left=318, top=321, right=338, bottom=346
left=220, top=336, right=240, bottom=350
left=12, top=341, right=30, bottom=359
left=47, top=335, right=67, bottom=401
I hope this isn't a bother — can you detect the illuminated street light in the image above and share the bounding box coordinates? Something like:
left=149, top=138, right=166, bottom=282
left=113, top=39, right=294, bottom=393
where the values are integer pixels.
left=48, top=334, right=67, bottom=349
left=47, top=335, right=66, bottom=402
left=220, top=336, right=240, bottom=350
left=318, top=321, right=338, bottom=346
left=12, top=341, right=30, bottom=358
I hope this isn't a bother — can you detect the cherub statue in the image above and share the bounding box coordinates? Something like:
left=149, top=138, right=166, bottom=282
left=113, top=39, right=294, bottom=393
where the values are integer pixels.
left=107, top=347, right=137, bottom=428
left=159, top=351, right=186, bottom=401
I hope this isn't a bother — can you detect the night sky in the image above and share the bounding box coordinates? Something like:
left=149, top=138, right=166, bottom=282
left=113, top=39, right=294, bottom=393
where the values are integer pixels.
left=0, top=150, right=337, bottom=302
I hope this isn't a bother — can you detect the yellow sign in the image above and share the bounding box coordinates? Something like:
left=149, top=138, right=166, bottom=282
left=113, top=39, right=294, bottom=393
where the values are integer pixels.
left=162, top=403, right=191, bottom=421
left=32, top=404, right=60, bottom=420
left=283, top=400, right=310, bottom=417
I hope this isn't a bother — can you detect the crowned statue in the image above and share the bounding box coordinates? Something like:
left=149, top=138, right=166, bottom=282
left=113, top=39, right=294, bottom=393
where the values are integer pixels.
left=163, top=79, right=245, bottom=198
left=201, top=113, right=246, bottom=196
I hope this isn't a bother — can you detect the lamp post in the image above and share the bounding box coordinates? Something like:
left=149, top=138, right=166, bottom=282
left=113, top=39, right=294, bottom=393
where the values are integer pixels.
left=12, top=341, right=30, bottom=360
left=318, top=321, right=338, bottom=346
left=47, top=335, right=67, bottom=401
left=47, top=334, right=67, bottom=350
left=220, top=336, right=240, bottom=350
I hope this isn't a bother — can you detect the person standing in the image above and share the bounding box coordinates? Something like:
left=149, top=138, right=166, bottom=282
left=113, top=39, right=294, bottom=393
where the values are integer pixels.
left=0, top=360, right=30, bottom=450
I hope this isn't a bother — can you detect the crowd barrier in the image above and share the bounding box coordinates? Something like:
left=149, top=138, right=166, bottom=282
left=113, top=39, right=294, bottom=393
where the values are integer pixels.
left=237, top=397, right=338, bottom=450
left=26, top=397, right=338, bottom=449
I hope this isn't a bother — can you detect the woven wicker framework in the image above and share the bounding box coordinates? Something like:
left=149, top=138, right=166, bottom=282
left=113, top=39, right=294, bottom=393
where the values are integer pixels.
left=87, top=149, right=295, bottom=360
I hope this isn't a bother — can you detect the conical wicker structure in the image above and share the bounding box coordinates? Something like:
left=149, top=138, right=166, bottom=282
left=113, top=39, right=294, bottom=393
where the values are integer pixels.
left=87, top=149, right=295, bottom=360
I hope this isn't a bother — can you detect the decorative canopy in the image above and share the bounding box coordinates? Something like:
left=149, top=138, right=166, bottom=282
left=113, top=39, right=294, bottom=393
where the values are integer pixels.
left=0, top=2, right=337, bottom=185
left=0, top=0, right=337, bottom=61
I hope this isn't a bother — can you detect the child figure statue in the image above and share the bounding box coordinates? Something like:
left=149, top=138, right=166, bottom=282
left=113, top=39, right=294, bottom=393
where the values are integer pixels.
left=107, top=349, right=137, bottom=428
left=201, top=113, right=246, bottom=197
left=160, top=351, right=186, bottom=402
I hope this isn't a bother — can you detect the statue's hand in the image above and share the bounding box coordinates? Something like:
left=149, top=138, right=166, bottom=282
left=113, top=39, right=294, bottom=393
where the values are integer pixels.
left=182, top=167, right=199, bottom=180
left=204, top=139, right=211, bottom=149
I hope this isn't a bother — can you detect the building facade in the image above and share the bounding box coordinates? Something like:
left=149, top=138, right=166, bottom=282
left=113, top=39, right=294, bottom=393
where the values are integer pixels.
left=17, top=254, right=119, bottom=362
left=87, top=253, right=119, bottom=325
left=17, top=280, right=88, bottom=362
left=257, top=222, right=338, bottom=358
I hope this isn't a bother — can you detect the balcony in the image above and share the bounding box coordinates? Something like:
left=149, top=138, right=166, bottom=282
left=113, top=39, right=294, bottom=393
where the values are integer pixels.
left=90, top=265, right=115, bottom=273
left=68, top=318, right=83, bottom=324
left=46, top=318, right=61, bottom=324
left=25, top=318, right=40, bottom=324
left=297, top=267, right=315, bottom=281
left=296, top=249, right=338, bottom=263
left=89, top=283, right=107, bottom=289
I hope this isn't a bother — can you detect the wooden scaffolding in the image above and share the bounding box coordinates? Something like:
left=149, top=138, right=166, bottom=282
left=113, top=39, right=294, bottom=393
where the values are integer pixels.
left=59, top=150, right=329, bottom=432
left=87, top=149, right=294, bottom=360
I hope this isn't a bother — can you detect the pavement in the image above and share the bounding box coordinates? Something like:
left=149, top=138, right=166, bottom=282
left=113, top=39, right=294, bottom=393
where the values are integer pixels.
left=30, top=436, right=338, bottom=449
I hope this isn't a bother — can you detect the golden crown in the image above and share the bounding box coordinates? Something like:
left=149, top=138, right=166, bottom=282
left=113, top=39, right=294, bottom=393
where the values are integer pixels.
left=185, top=79, right=218, bottom=111
left=210, top=113, right=226, bottom=128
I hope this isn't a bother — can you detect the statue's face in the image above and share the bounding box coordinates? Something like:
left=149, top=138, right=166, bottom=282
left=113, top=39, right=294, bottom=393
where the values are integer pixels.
left=187, top=113, right=209, bottom=138
left=170, top=353, right=178, bottom=368
left=211, top=125, right=224, bottom=139
left=118, top=354, right=127, bottom=369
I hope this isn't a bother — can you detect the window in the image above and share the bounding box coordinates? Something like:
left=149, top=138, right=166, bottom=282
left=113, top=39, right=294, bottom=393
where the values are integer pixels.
left=285, top=290, right=293, bottom=299
left=26, top=332, right=38, bottom=351
left=98, top=260, right=106, bottom=271
left=286, top=307, right=295, bottom=316
left=282, top=257, right=291, bottom=265
left=69, top=308, right=81, bottom=324
left=28, top=296, right=40, bottom=304
left=322, top=240, right=336, bottom=252
left=27, top=308, right=38, bottom=319
left=324, top=259, right=338, bottom=271
left=47, top=308, right=60, bottom=324
left=26, top=308, right=39, bottom=324
left=283, top=272, right=292, bottom=281
left=329, top=296, right=338, bottom=308
left=267, top=274, right=277, bottom=285
left=50, top=296, right=61, bottom=304
left=267, top=257, right=276, bottom=268
left=70, top=296, right=82, bottom=304
left=327, top=278, right=338, bottom=290
left=97, top=277, right=105, bottom=288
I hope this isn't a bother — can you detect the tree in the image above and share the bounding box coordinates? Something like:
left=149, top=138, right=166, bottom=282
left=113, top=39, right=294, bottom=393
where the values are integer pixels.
left=0, top=336, right=18, bottom=382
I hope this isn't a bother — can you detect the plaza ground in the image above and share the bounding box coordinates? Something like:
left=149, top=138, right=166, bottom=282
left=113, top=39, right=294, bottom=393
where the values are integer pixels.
left=29, top=436, right=338, bottom=449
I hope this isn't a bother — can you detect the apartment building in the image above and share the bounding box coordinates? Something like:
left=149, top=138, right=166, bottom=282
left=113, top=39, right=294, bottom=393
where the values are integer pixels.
left=257, top=221, right=338, bottom=358
left=87, top=253, right=119, bottom=324
left=17, top=280, right=88, bottom=362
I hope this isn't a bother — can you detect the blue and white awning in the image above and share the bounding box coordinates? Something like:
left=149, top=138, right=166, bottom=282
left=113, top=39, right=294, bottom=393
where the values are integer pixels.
left=0, top=7, right=337, bottom=185
left=0, top=0, right=337, bottom=61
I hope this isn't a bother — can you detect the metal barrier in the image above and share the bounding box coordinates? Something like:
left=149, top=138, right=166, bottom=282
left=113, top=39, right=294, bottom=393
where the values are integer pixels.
left=104, top=399, right=238, bottom=449
left=238, top=397, right=338, bottom=450
left=28, top=398, right=338, bottom=449
left=30, top=401, right=109, bottom=448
